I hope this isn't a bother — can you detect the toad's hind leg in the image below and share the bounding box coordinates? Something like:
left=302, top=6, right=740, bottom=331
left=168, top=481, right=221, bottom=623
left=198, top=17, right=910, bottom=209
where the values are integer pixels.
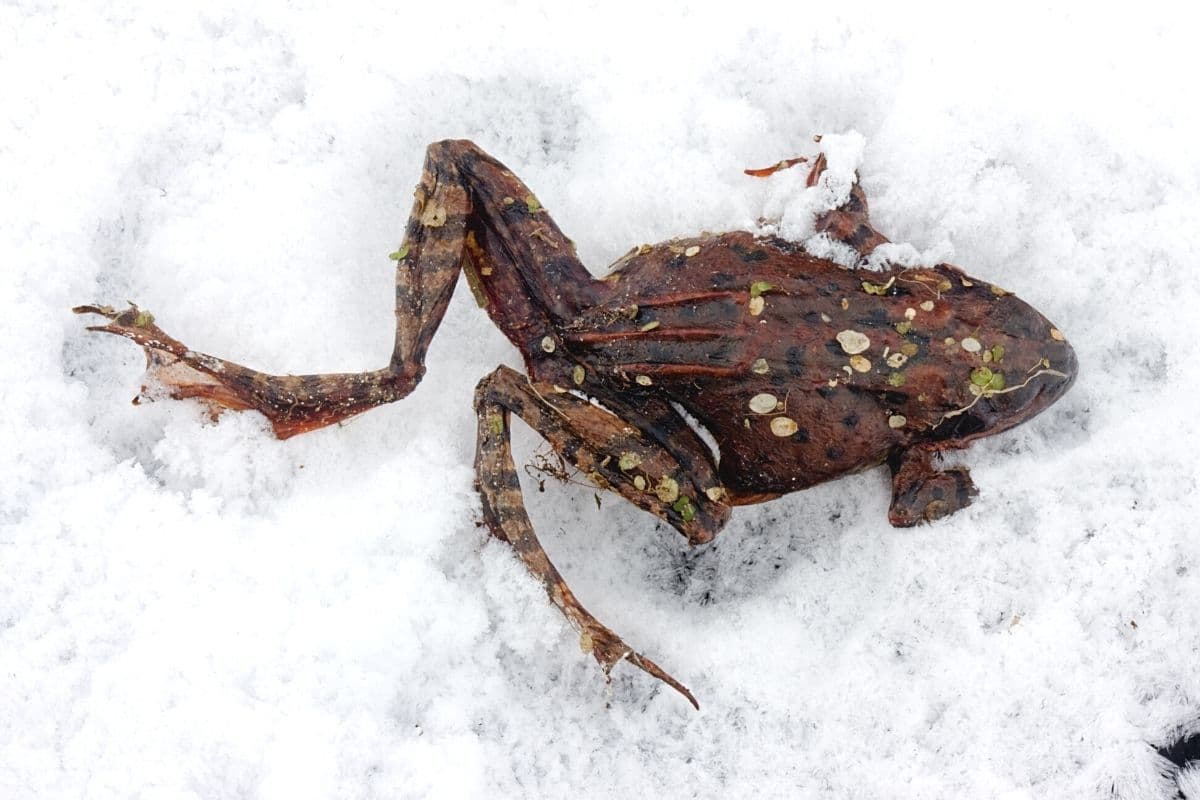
left=474, top=365, right=730, bottom=709
left=75, top=140, right=598, bottom=439
left=887, top=445, right=978, bottom=527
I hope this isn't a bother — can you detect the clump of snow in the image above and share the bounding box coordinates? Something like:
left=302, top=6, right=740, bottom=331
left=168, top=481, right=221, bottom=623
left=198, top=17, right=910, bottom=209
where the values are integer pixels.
left=4, top=3, right=1200, bottom=799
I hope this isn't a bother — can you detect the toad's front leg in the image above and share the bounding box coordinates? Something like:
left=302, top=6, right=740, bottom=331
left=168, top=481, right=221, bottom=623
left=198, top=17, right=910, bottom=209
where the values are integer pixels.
left=887, top=444, right=977, bottom=526
left=474, top=366, right=731, bottom=709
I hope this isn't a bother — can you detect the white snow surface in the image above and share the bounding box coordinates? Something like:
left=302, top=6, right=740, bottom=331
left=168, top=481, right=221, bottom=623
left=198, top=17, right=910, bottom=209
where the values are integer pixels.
left=4, top=3, right=1199, bottom=798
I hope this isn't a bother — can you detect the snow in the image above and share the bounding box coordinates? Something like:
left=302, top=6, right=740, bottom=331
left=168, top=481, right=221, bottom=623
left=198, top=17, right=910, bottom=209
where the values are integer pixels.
left=3, top=2, right=1199, bottom=798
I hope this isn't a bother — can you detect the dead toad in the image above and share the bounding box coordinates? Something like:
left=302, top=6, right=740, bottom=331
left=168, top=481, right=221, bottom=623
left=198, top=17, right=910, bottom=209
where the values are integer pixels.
left=75, top=140, right=1076, bottom=708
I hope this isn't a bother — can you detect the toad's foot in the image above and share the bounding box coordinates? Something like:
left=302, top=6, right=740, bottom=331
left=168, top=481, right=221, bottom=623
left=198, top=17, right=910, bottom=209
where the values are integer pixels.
left=475, top=365, right=729, bottom=709
left=888, top=447, right=978, bottom=527
left=74, top=303, right=415, bottom=438
left=580, top=620, right=699, bottom=710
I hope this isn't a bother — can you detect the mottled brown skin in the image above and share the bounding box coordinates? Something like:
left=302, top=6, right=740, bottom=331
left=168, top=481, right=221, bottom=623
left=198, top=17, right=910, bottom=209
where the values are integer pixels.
left=75, top=140, right=1076, bottom=708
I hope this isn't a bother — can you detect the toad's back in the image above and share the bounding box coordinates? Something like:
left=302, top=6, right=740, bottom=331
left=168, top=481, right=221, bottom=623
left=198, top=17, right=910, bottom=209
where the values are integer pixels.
left=562, top=231, right=1075, bottom=498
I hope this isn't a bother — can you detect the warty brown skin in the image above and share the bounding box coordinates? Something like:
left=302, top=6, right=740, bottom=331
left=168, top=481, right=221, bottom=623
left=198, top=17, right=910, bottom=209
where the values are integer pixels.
left=75, top=140, right=1076, bottom=708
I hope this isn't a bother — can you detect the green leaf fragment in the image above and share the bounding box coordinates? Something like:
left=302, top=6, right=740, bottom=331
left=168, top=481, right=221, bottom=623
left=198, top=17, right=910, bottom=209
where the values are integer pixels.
left=487, top=414, right=505, bottom=435
left=749, top=281, right=775, bottom=298
left=895, top=320, right=912, bottom=335
left=970, top=367, right=994, bottom=387
left=888, top=372, right=906, bottom=387
left=132, top=310, right=155, bottom=327
left=672, top=495, right=696, bottom=522
left=990, top=344, right=1005, bottom=363
left=388, top=244, right=410, bottom=261
left=988, top=371, right=1006, bottom=391
left=525, top=195, right=542, bottom=213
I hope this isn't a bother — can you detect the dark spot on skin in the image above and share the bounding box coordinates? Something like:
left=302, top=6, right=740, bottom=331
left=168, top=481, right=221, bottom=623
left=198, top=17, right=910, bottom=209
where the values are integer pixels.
left=803, top=311, right=823, bottom=325
left=825, top=340, right=846, bottom=356
left=826, top=446, right=843, bottom=460
left=667, top=255, right=687, bottom=269
left=679, top=305, right=698, bottom=320
left=1001, top=308, right=1043, bottom=339
left=786, top=346, right=807, bottom=376
left=841, top=413, right=859, bottom=428
left=710, top=272, right=736, bottom=288
left=543, top=257, right=580, bottom=284
left=817, top=282, right=841, bottom=297
left=933, top=412, right=986, bottom=440
left=761, top=235, right=800, bottom=254
left=817, top=386, right=836, bottom=399
left=730, top=244, right=768, bottom=262
left=792, top=428, right=810, bottom=443
left=883, top=390, right=909, bottom=407
left=645, top=344, right=674, bottom=363
left=857, top=307, right=890, bottom=327
left=706, top=340, right=738, bottom=363
left=907, top=332, right=931, bottom=348
left=930, top=486, right=945, bottom=500
left=499, top=468, right=522, bottom=491
left=848, top=224, right=873, bottom=249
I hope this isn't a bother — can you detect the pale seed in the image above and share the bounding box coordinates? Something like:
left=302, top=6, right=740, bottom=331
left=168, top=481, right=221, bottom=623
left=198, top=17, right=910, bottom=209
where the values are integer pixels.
left=573, top=365, right=585, bottom=385
left=887, top=352, right=908, bottom=368
left=684, top=245, right=700, bottom=257
left=748, top=393, right=778, bottom=414
left=770, top=417, right=799, bottom=437
left=618, top=452, right=641, bottom=472
left=888, top=414, right=907, bottom=429
left=748, top=296, right=765, bottom=316
left=900, top=342, right=919, bottom=357
left=836, top=330, right=871, bottom=354
left=849, top=355, right=871, bottom=373
left=634, top=475, right=647, bottom=491
left=961, top=337, right=982, bottom=353
left=1050, top=328, right=1065, bottom=341
left=750, top=358, right=770, bottom=374
left=920, top=300, right=935, bottom=312
left=635, top=374, right=653, bottom=386
left=639, top=321, right=660, bottom=332
left=705, top=486, right=726, bottom=502
left=904, top=308, right=916, bottom=320
left=541, top=336, right=556, bottom=353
